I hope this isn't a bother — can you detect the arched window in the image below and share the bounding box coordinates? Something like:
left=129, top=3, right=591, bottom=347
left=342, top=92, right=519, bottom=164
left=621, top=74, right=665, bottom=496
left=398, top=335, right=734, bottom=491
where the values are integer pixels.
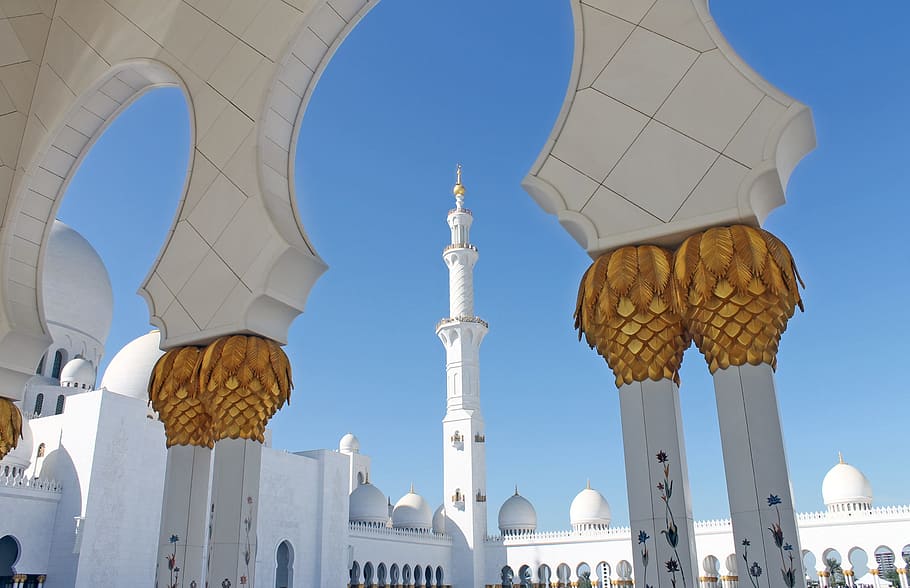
left=51, top=349, right=65, bottom=379
left=36, top=353, right=46, bottom=375
left=55, top=394, right=65, bottom=415
left=0, top=535, right=19, bottom=577
left=34, top=393, right=44, bottom=416
left=275, top=540, right=293, bottom=588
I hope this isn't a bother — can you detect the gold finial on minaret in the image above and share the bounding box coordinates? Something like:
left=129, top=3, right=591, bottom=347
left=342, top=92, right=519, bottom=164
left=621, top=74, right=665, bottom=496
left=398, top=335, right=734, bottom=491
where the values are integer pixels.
left=453, top=163, right=466, bottom=197
left=839, top=451, right=844, bottom=464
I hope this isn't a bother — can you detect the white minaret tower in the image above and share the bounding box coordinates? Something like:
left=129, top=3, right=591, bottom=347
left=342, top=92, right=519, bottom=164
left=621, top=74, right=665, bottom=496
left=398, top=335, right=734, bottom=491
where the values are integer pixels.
left=436, top=165, right=488, bottom=588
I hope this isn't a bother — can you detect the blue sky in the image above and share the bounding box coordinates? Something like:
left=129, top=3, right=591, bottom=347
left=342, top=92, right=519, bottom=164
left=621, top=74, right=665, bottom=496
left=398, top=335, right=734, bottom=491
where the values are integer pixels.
left=58, top=0, right=910, bottom=532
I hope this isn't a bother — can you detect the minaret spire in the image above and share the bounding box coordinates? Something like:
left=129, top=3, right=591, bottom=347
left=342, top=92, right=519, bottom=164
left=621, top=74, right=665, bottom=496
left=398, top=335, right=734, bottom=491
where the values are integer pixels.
left=437, top=164, right=488, bottom=588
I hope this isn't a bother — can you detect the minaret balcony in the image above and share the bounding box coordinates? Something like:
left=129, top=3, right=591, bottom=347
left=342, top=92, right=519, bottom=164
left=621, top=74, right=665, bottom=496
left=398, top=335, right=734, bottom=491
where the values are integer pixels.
left=435, top=316, right=489, bottom=331
left=448, top=207, right=472, bottom=216
left=443, top=243, right=477, bottom=253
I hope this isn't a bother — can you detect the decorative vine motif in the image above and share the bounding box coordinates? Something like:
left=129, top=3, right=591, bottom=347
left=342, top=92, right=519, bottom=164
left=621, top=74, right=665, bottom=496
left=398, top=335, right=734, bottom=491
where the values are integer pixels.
left=638, top=530, right=652, bottom=588
left=242, top=495, right=255, bottom=585
left=741, top=539, right=762, bottom=588
left=656, top=451, right=687, bottom=588
left=767, top=494, right=797, bottom=588
left=165, top=534, right=181, bottom=588
left=739, top=494, right=797, bottom=588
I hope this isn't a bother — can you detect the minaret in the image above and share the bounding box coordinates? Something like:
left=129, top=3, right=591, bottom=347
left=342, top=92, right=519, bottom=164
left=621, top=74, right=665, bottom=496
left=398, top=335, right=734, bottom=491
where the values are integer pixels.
left=436, top=165, right=488, bottom=588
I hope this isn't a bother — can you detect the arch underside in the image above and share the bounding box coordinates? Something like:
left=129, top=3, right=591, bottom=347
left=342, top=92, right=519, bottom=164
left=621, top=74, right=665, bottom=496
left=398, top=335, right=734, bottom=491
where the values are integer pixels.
left=0, top=0, right=814, bottom=391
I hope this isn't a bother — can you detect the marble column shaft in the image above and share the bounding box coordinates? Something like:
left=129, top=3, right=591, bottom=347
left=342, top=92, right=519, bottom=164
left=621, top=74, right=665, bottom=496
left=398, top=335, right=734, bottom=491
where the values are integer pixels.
left=620, top=378, right=698, bottom=588
left=156, top=444, right=213, bottom=588
left=713, top=363, right=805, bottom=588
left=208, top=437, right=262, bottom=587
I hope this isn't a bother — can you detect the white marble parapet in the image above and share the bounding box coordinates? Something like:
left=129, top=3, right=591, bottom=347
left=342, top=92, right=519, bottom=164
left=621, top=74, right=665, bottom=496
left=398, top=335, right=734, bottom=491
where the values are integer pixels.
left=486, top=526, right=632, bottom=544
left=0, top=474, right=62, bottom=494
left=348, top=522, right=453, bottom=545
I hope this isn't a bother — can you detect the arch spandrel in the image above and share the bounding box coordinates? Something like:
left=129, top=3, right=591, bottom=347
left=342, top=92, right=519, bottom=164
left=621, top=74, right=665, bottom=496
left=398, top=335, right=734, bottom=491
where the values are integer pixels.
left=524, top=0, right=817, bottom=256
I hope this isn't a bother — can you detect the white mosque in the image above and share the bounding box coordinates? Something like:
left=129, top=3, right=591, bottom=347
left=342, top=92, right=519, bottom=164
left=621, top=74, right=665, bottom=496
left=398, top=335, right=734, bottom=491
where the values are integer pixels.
left=1, top=203, right=908, bottom=588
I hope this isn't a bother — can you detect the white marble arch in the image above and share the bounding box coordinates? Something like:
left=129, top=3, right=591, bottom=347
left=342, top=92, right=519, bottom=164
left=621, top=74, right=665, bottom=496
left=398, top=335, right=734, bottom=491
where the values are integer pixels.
left=0, top=58, right=189, bottom=398
left=522, top=0, right=817, bottom=256
left=0, top=0, right=816, bottom=393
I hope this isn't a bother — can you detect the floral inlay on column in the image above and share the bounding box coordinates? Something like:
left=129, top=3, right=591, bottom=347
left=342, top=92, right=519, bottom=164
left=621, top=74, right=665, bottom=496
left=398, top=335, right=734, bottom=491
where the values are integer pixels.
left=657, top=450, right=687, bottom=588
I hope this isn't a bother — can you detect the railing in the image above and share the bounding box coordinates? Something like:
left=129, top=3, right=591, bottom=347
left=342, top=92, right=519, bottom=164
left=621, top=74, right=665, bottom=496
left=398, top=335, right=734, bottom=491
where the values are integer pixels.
left=797, top=505, right=910, bottom=522
left=486, top=526, right=632, bottom=543
left=0, top=474, right=62, bottom=493
left=448, top=208, right=472, bottom=216
left=443, top=243, right=477, bottom=253
left=436, top=316, right=489, bottom=330
left=348, top=522, right=452, bottom=544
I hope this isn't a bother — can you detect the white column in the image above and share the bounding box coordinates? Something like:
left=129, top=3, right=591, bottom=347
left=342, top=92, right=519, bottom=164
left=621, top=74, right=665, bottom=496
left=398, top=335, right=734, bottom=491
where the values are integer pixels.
left=207, top=438, right=262, bottom=588
left=897, top=568, right=909, bottom=588
left=713, top=363, right=805, bottom=588
left=156, top=445, right=213, bottom=588
left=619, top=378, right=698, bottom=588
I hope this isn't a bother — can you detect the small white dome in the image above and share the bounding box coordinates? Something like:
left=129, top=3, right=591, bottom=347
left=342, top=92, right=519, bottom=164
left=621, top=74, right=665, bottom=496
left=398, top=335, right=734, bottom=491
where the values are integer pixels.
left=60, top=358, right=95, bottom=390
left=99, top=331, right=164, bottom=401
left=1, top=418, right=34, bottom=471
left=339, top=433, right=360, bottom=454
left=432, top=504, right=446, bottom=534
left=350, top=480, right=388, bottom=525
left=42, top=221, right=113, bottom=344
left=498, top=489, right=537, bottom=534
left=822, top=455, right=872, bottom=510
left=570, top=483, right=612, bottom=530
left=392, top=486, right=432, bottom=530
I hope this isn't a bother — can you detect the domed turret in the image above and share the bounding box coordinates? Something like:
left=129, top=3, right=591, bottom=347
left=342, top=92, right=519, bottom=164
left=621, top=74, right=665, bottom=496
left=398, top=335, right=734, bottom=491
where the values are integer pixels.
left=60, top=358, right=95, bottom=390
left=349, top=478, right=388, bottom=526
left=498, top=487, right=537, bottom=535
left=392, top=485, right=432, bottom=531
left=339, top=433, right=360, bottom=454
left=0, top=419, right=33, bottom=476
left=99, top=331, right=164, bottom=401
left=432, top=504, right=446, bottom=534
left=822, top=454, right=872, bottom=513
left=570, top=482, right=612, bottom=531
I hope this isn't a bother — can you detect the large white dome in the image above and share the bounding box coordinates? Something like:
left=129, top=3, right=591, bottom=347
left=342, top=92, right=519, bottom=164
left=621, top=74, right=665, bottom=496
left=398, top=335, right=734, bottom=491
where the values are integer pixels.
left=42, top=221, right=113, bottom=344
left=570, top=483, right=612, bottom=530
left=498, top=489, right=537, bottom=535
left=822, top=456, right=872, bottom=511
left=100, top=330, right=164, bottom=401
left=392, top=486, right=432, bottom=531
left=349, top=480, right=388, bottom=525
left=60, top=358, right=95, bottom=390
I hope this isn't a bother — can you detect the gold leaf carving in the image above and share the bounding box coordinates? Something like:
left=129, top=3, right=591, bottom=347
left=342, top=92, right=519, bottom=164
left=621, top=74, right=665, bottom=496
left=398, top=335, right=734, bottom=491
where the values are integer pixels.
left=0, top=398, right=22, bottom=460
left=575, top=245, right=689, bottom=387
left=673, top=225, right=803, bottom=373
left=149, top=346, right=211, bottom=448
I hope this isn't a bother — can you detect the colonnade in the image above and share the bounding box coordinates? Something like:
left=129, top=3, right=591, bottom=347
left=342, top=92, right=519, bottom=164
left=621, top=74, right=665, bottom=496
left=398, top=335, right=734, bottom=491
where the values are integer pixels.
left=576, top=225, right=805, bottom=588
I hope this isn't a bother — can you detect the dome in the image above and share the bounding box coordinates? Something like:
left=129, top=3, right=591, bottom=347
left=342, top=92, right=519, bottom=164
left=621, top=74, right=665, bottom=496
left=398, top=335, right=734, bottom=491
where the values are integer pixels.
left=432, top=504, right=446, bottom=534
left=822, top=455, right=872, bottom=511
left=391, top=486, right=432, bottom=530
left=99, top=331, right=164, bottom=401
left=339, top=433, right=360, bottom=454
left=498, top=489, right=537, bottom=534
left=60, top=358, right=95, bottom=390
left=1, top=418, right=33, bottom=472
left=349, top=480, right=388, bottom=525
left=570, top=483, right=612, bottom=530
left=42, top=221, right=113, bottom=344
